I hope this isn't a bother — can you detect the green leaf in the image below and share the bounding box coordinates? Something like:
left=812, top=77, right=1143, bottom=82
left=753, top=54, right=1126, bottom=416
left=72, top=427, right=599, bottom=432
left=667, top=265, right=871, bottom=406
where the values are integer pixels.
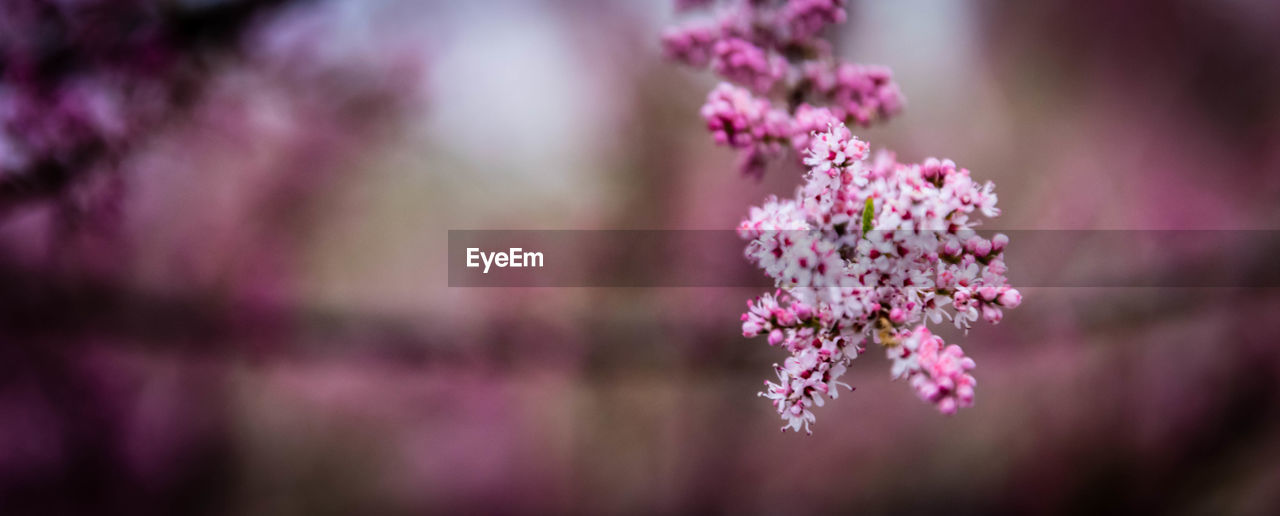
left=861, top=197, right=875, bottom=234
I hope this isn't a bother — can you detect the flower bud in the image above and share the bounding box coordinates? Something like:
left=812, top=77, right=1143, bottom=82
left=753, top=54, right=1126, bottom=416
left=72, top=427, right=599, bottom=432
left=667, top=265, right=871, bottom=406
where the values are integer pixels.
left=978, top=286, right=998, bottom=302
left=942, top=239, right=962, bottom=257
left=921, top=157, right=942, bottom=180
left=795, top=303, right=813, bottom=320
left=937, top=398, right=957, bottom=415
left=982, top=304, right=1003, bottom=323
left=969, top=236, right=992, bottom=257
left=774, top=308, right=796, bottom=327
left=999, top=288, right=1022, bottom=308
left=991, top=233, right=1009, bottom=253
left=936, top=269, right=956, bottom=290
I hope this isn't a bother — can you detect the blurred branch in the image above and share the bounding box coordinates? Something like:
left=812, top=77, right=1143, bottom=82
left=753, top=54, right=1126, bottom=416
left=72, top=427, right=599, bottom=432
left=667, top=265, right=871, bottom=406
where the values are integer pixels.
left=0, top=151, right=98, bottom=215
left=0, top=0, right=313, bottom=217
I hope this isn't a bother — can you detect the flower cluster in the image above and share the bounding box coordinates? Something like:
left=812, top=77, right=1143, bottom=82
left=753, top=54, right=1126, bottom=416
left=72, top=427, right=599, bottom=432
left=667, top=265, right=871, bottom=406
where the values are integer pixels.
left=802, top=62, right=903, bottom=127
left=783, top=0, right=847, bottom=42
left=663, top=0, right=905, bottom=177
left=712, top=38, right=787, bottom=94
left=701, top=83, right=790, bottom=150
left=737, top=123, right=1022, bottom=433
left=664, top=0, right=1021, bottom=434
left=889, top=326, right=976, bottom=415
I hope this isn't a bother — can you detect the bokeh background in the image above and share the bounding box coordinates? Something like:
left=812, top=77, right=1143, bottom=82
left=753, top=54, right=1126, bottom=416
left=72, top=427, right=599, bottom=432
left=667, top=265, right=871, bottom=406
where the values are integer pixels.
left=3, top=0, right=1280, bottom=513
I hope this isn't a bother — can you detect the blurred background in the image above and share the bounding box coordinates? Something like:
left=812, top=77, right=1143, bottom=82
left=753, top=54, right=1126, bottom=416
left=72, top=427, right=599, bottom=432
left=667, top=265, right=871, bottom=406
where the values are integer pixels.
left=3, top=0, right=1280, bottom=513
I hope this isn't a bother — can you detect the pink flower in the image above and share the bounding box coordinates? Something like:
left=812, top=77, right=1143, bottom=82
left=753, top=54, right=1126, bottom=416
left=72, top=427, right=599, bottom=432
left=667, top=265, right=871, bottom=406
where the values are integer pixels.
left=711, top=38, right=786, bottom=94
left=992, top=233, right=1009, bottom=253
left=805, top=62, right=905, bottom=126
left=789, top=103, right=839, bottom=154
left=782, top=0, right=847, bottom=42
left=700, top=83, right=789, bottom=149
left=981, top=304, right=1003, bottom=324
left=921, top=157, right=956, bottom=182
left=661, top=23, right=718, bottom=67
left=801, top=122, right=868, bottom=183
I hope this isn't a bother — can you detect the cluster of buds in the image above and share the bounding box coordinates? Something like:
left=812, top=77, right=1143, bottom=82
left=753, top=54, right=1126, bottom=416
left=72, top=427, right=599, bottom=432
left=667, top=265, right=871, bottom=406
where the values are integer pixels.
left=801, top=62, right=903, bottom=127
left=738, top=123, right=1022, bottom=433
left=889, top=326, right=976, bottom=415
left=662, top=0, right=905, bottom=177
